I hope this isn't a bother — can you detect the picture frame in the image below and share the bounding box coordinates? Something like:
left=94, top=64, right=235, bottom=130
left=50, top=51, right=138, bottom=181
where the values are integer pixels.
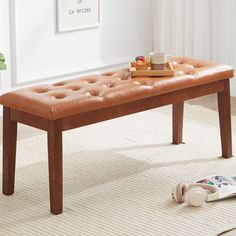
left=57, top=0, right=100, bottom=32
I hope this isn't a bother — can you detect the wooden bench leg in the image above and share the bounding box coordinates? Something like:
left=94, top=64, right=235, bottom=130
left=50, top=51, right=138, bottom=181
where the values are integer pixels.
left=2, top=106, right=17, bottom=195
left=172, top=102, right=184, bottom=145
left=217, top=79, right=232, bottom=158
left=47, top=120, right=63, bottom=215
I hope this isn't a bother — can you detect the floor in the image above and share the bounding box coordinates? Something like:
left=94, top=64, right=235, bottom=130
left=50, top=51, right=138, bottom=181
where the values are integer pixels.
left=0, top=94, right=236, bottom=235
left=187, top=94, right=236, bottom=115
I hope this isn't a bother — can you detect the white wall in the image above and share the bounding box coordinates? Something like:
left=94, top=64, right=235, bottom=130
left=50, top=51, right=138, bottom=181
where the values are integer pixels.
left=0, top=0, right=153, bottom=92
left=1, top=0, right=236, bottom=97
left=0, top=0, right=12, bottom=91
left=153, top=0, right=236, bottom=96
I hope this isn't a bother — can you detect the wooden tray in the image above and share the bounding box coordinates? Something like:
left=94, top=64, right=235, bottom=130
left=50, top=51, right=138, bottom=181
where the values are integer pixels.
left=129, top=61, right=174, bottom=78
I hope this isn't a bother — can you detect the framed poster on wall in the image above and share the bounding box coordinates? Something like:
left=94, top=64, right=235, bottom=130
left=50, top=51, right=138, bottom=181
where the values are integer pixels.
left=57, top=0, right=100, bottom=32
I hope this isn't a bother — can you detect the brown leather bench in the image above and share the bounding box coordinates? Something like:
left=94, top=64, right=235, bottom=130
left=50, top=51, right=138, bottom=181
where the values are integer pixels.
left=0, top=57, right=234, bottom=215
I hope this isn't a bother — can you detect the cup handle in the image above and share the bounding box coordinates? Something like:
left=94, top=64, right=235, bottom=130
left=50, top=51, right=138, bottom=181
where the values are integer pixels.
left=167, top=54, right=174, bottom=62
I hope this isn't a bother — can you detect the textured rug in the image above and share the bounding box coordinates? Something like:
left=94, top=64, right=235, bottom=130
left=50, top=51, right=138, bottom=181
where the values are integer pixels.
left=0, top=104, right=235, bottom=236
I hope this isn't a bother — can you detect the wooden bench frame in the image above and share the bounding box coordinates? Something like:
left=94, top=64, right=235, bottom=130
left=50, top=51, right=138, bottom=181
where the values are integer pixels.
left=2, top=78, right=232, bottom=215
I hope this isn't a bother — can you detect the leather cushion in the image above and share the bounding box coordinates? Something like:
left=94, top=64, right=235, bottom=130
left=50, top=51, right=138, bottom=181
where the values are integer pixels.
left=0, top=57, right=233, bottom=120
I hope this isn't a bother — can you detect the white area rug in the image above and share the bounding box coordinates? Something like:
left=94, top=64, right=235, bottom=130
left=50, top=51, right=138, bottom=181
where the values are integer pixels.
left=0, top=104, right=235, bottom=236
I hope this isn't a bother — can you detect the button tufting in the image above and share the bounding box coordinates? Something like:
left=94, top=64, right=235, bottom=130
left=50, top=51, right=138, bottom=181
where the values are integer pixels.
left=0, top=57, right=233, bottom=121
left=193, top=64, right=203, bottom=69
left=109, top=83, right=119, bottom=88
left=69, top=86, right=80, bottom=91
left=34, top=88, right=49, bottom=94
left=87, top=80, right=96, bottom=84
left=54, top=82, right=65, bottom=87
left=89, top=90, right=100, bottom=96
left=51, top=94, right=66, bottom=100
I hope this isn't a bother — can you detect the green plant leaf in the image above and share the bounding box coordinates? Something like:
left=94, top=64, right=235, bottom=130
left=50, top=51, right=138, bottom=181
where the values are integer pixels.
left=0, top=52, right=7, bottom=70
left=0, top=53, right=5, bottom=62
left=0, top=61, right=7, bottom=70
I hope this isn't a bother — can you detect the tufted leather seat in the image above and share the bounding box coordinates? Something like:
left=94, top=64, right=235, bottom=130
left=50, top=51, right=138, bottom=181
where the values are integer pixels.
left=0, top=57, right=233, bottom=120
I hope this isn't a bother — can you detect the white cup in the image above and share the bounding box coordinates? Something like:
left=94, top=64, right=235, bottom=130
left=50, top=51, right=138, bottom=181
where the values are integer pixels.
left=149, top=52, right=172, bottom=70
